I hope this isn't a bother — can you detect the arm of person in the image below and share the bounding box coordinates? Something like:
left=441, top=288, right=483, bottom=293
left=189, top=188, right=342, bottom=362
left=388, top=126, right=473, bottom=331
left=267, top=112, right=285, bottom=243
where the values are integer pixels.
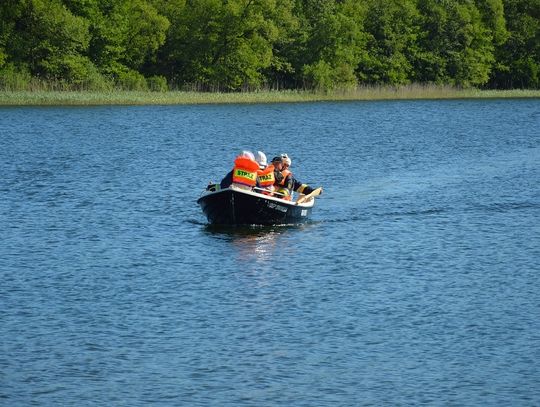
left=284, top=174, right=294, bottom=191
left=293, top=177, right=320, bottom=195
left=220, top=170, right=233, bottom=189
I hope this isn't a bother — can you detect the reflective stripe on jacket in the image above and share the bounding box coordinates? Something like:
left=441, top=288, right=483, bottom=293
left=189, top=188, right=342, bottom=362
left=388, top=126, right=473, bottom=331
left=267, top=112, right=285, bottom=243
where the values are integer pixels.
left=257, top=164, right=275, bottom=187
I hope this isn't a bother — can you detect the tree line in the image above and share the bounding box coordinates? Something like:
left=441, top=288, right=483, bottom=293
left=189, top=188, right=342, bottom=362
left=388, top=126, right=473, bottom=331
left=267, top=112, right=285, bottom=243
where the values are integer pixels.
left=0, top=0, right=538, bottom=91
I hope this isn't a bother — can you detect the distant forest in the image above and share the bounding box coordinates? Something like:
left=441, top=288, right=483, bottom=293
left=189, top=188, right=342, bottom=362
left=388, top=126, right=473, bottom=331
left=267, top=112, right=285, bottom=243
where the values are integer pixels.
left=0, top=0, right=538, bottom=91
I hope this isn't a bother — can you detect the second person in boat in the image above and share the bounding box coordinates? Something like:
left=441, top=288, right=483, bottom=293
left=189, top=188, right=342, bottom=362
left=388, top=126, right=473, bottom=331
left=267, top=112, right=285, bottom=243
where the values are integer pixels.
left=255, top=151, right=276, bottom=195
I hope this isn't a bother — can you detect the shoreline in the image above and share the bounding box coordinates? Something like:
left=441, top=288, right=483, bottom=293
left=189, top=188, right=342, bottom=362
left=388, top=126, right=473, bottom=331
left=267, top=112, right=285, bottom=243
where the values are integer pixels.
left=1, top=87, right=539, bottom=106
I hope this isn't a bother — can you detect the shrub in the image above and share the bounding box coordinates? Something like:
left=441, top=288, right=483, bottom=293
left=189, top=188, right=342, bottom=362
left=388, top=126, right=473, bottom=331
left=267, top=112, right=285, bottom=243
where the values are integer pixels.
left=303, top=61, right=334, bottom=91
left=43, top=55, right=112, bottom=91
left=0, top=64, right=32, bottom=91
left=303, top=60, right=358, bottom=91
left=115, top=69, right=148, bottom=91
left=0, top=47, right=6, bottom=68
left=147, top=75, right=168, bottom=92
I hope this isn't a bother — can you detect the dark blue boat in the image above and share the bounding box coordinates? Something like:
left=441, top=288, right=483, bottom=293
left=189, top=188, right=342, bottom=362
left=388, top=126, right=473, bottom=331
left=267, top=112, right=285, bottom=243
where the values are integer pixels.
left=197, top=186, right=315, bottom=225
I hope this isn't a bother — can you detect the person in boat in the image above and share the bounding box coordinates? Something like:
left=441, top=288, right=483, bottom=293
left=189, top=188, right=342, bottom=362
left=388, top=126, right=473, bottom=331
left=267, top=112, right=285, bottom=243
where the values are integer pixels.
left=271, top=156, right=285, bottom=186
left=273, top=155, right=293, bottom=200
left=280, top=153, right=323, bottom=199
left=218, top=150, right=260, bottom=190
left=255, top=151, right=275, bottom=195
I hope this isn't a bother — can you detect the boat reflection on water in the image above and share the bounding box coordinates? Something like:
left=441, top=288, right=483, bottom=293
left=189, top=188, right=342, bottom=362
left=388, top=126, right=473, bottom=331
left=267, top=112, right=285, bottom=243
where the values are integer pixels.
left=202, top=225, right=309, bottom=299
left=203, top=223, right=311, bottom=265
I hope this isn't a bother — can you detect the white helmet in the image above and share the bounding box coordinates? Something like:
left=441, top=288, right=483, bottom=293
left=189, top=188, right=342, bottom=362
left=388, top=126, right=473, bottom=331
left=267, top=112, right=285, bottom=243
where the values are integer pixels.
left=255, top=151, right=267, bottom=168
left=240, top=150, right=255, bottom=161
left=280, top=153, right=291, bottom=166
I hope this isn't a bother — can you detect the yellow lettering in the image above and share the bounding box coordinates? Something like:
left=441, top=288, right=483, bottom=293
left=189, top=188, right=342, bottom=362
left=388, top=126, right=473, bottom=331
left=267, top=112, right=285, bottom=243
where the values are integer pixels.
left=258, top=173, right=274, bottom=183
left=235, top=169, right=255, bottom=181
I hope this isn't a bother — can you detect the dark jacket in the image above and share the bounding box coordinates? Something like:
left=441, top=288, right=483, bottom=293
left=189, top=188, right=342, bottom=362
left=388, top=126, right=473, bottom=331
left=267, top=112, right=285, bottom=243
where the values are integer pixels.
left=280, top=170, right=315, bottom=195
left=220, top=170, right=233, bottom=189
left=291, top=177, right=316, bottom=195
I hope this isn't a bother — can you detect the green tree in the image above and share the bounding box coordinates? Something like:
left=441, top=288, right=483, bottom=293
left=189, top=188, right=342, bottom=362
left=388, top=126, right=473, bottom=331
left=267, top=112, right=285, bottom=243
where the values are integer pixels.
left=415, top=0, right=499, bottom=86
left=83, top=0, right=169, bottom=85
left=0, top=1, right=28, bottom=88
left=357, top=0, right=420, bottom=85
left=0, top=1, right=18, bottom=68
left=489, top=0, right=540, bottom=88
left=158, top=0, right=295, bottom=90
left=412, top=0, right=449, bottom=83
left=3, top=0, right=94, bottom=84
left=476, top=0, right=508, bottom=46
left=284, top=0, right=367, bottom=90
left=1, top=0, right=538, bottom=91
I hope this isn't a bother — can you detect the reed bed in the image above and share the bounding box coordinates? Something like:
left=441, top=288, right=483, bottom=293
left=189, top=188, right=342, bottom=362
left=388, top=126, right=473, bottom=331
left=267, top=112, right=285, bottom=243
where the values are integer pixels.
left=1, top=85, right=539, bottom=106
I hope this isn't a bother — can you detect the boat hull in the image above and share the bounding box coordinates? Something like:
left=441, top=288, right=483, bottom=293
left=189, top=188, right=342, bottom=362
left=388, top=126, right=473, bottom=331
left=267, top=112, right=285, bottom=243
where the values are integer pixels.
left=197, top=187, right=313, bottom=225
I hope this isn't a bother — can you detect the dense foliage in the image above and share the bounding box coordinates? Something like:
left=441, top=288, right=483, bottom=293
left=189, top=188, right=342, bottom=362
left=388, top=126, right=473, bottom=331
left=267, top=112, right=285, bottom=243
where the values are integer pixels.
left=0, top=0, right=538, bottom=90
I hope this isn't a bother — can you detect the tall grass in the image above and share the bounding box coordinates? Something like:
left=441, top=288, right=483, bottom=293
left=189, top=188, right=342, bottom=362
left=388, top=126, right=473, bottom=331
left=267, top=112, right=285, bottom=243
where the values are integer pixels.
left=1, top=84, right=539, bottom=106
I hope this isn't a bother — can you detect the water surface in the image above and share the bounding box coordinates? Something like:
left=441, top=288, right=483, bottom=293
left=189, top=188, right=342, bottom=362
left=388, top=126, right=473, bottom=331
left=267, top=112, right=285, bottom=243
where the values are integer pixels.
left=1, top=99, right=540, bottom=405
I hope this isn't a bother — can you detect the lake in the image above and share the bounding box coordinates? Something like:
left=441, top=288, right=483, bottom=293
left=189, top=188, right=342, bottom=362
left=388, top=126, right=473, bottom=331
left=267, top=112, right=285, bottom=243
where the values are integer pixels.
left=1, top=99, right=539, bottom=406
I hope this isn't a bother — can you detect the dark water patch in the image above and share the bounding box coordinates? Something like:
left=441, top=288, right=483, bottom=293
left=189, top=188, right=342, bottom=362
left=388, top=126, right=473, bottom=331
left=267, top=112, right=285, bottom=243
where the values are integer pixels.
left=377, top=207, right=449, bottom=218
left=471, top=201, right=540, bottom=213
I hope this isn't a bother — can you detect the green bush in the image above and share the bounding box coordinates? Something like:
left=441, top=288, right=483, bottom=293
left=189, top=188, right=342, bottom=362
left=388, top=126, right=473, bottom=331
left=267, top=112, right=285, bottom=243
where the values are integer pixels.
left=303, top=61, right=335, bottom=91
left=42, top=55, right=112, bottom=91
left=302, top=60, right=357, bottom=91
left=0, top=47, right=6, bottom=68
left=147, top=75, right=168, bottom=92
left=115, top=69, right=148, bottom=91
left=0, top=64, right=32, bottom=91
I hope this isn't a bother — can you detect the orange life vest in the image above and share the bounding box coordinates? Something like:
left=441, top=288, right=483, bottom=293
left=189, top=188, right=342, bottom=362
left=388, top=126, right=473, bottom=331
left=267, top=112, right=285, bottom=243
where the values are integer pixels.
left=275, top=169, right=292, bottom=200
left=232, top=156, right=259, bottom=187
left=277, top=169, right=292, bottom=186
left=257, top=164, right=275, bottom=187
